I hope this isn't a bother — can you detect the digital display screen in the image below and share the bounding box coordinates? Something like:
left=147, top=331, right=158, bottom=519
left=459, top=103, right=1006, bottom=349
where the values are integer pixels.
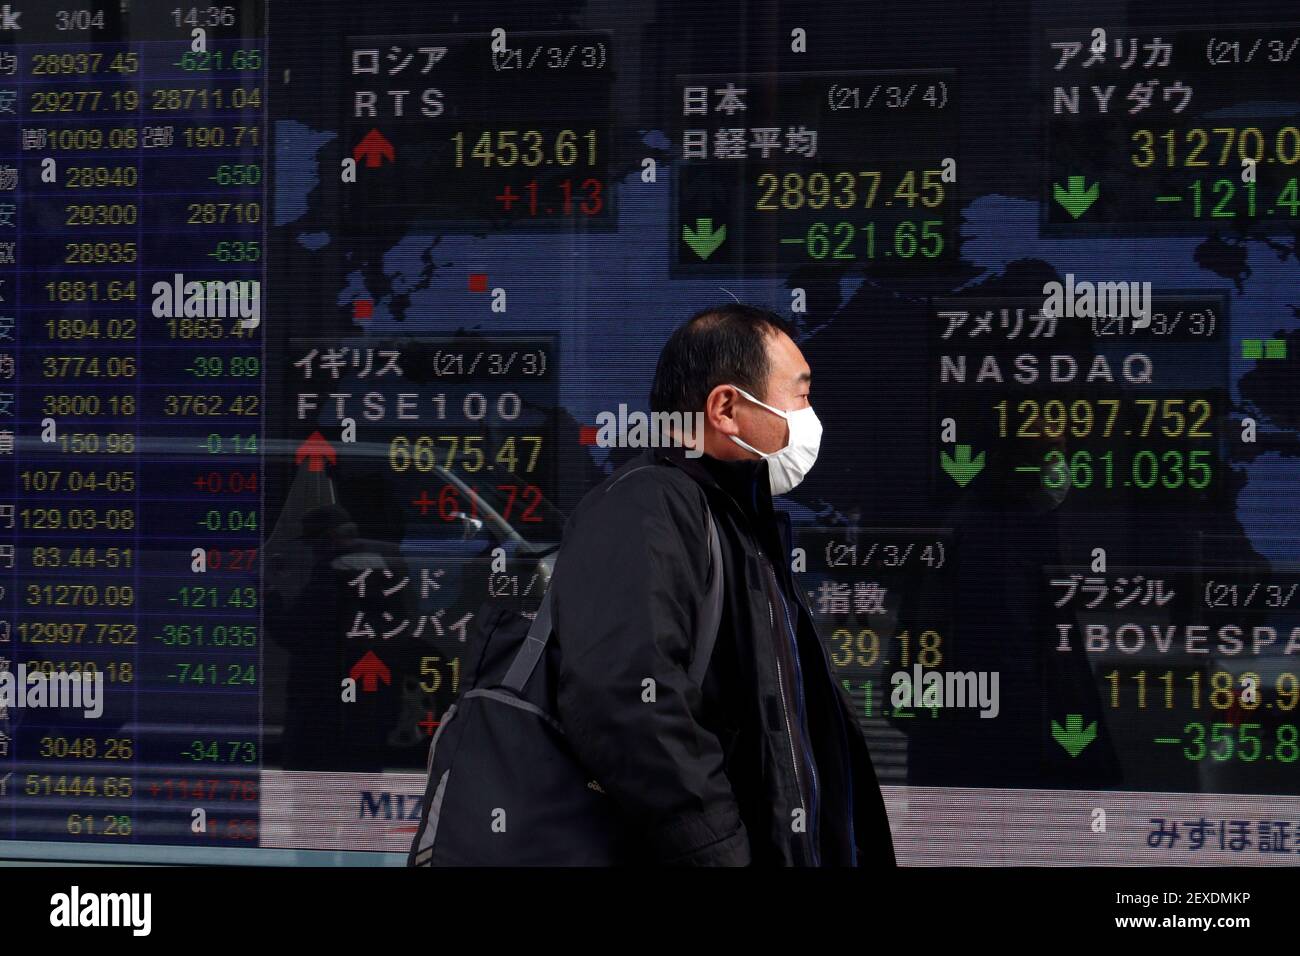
left=1, top=0, right=1298, bottom=870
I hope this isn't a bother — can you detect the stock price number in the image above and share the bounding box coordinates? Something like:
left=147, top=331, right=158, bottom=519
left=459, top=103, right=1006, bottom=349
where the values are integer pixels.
left=828, top=627, right=944, bottom=669
left=44, top=316, right=136, bottom=340
left=155, top=623, right=257, bottom=647
left=41, top=394, right=136, bottom=417
left=388, top=434, right=545, bottom=475
left=994, top=398, right=1214, bottom=440
left=787, top=219, right=944, bottom=261
left=164, top=393, right=259, bottom=417
left=180, top=739, right=257, bottom=763
left=418, top=655, right=462, bottom=695
left=1173, top=722, right=1300, bottom=763
left=168, top=317, right=256, bottom=339
left=26, top=583, right=135, bottom=607
left=166, top=662, right=256, bottom=686
left=194, top=509, right=259, bottom=532
left=451, top=129, right=599, bottom=168
left=31, top=52, right=138, bottom=76
left=66, top=815, right=132, bottom=837
left=1108, top=669, right=1300, bottom=710
left=20, top=621, right=137, bottom=646
left=38, top=736, right=134, bottom=760
left=21, top=506, right=135, bottom=530
left=416, top=482, right=547, bottom=524
left=42, top=355, right=136, bottom=378
left=62, top=164, right=138, bottom=187
left=755, top=169, right=946, bottom=211
left=151, top=87, right=263, bottom=111
left=148, top=778, right=258, bottom=800
left=187, top=355, right=261, bottom=378
left=20, top=470, right=135, bottom=493
left=1039, top=448, right=1214, bottom=492
left=192, top=471, right=258, bottom=493
left=30, top=546, right=133, bottom=569
left=26, top=775, right=133, bottom=799
left=64, top=242, right=136, bottom=264
left=50, top=433, right=136, bottom=454
left=178, top=49, right=263, bottom=72
left=171, top=585, right=257, bottom=608
left=25, top=659, right=133, bottom=684
left=44, top=280, right=136, bottom=302
left=201, top=433, right=257, bottom=454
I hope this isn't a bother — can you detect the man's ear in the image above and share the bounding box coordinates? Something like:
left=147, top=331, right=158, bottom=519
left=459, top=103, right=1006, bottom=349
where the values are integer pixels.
left=705, top=383, right=740, bottom=435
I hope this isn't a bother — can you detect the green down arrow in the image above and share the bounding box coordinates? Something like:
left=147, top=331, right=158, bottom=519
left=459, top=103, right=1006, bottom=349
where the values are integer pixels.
left=682, top=217, right=727, bottom=259
left=941, top=444, right=985, bottom=486
left=1052, top=175, right=1099, bottom=219
left=1051, top=714, right=1097, bottom=757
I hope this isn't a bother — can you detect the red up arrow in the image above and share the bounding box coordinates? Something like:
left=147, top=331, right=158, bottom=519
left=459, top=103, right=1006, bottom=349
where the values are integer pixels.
left=295, top=430, right=337, bottom=472
left=350, top=651, right=391, bottom=692
left=353, top=129, right=395, bottom=168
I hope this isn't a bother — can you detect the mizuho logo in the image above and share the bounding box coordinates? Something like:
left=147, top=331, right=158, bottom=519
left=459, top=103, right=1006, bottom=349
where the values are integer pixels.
left=359, top=790, right=423, bottom=821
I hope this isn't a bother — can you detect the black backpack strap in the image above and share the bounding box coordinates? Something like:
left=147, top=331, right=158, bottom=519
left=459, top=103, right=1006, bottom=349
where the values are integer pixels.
left=500, top=575, right=555, bottom=692
left=501, top=498, right=724, bottom=694
left=688, top=505, right=724, bottom=684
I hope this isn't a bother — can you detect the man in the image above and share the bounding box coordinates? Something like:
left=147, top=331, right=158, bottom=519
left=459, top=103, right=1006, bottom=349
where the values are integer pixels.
left=266, top=504, right=413, bottom=770
left=550, top=303, right=896, bottom=866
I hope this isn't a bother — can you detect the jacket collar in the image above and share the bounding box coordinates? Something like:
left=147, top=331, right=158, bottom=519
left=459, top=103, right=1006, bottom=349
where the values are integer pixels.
left=656, top=445, right=791, bottom=566
left=655, top=444, right=766, bottom=511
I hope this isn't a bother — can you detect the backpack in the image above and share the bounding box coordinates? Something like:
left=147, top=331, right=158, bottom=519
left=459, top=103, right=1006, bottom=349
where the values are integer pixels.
left=407, top=498, right=723, bottom=866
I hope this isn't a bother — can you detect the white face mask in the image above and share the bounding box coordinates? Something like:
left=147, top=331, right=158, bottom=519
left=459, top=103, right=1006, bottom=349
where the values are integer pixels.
left=727, top=384, right=823, bottom=495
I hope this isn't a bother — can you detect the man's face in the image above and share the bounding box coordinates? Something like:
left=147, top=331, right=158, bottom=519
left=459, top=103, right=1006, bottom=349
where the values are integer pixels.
left=733, top=329, right=812, bottom=456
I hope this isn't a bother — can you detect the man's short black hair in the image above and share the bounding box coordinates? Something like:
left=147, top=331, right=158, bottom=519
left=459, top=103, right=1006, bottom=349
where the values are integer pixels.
left=649, top=303, right=798, bottom=414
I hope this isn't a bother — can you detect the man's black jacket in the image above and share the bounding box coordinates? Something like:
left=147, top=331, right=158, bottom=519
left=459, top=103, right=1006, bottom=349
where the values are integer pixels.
left=548, top=445, right=896, bottom=866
